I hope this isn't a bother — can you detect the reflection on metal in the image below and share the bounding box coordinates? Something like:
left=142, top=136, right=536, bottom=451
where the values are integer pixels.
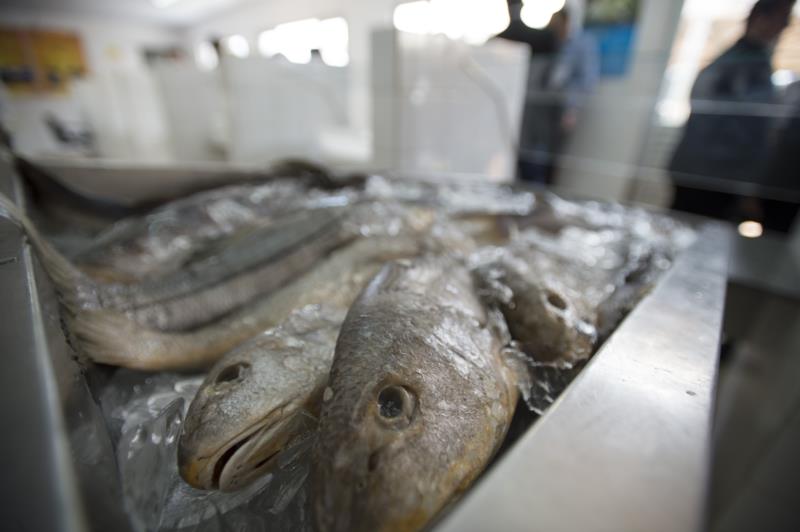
left=439, top=223, right=730, bottom=532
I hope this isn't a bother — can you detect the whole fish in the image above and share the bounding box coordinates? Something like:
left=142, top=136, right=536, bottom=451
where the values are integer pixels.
left=178, top=305, right=344, bottom=492
left=311, top=256, right=519, bottom=532
left=472, top=226, right=659, bottom=365
left=101, top=201, right=435, bottom=332
left=2, top=189, right=427, bottom=326
left=99, top=207, right=356, bottom=331
left=1, top=191, right=437, bottom=369
left=74, top=179, right=327, bottom=283
left=74, top=167, right=362, bottom=283
left=68, top=235, right=424, bottom=370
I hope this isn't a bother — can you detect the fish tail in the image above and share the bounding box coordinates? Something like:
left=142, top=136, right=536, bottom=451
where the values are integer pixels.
left=68, top=309, right=225, bottom=371
left=0, top=192, right=98, bottom=312
left=68, top=310, right=169, bottom=370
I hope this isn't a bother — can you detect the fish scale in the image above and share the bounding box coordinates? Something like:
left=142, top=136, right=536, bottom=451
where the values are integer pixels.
left=312, top=256, right=518, bottom=532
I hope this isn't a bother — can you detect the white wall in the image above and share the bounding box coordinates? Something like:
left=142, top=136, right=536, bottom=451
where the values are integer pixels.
left=0, top=7, right=180, bottom=161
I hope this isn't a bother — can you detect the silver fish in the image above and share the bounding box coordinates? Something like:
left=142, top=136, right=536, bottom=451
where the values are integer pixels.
left=68, top=235, right=425, bottom=370
left=312, top=256, right=518, bottom=532
left=75, top=178, right=355, bottom=283
left=1, top=192, right=432, bottom=369
left=99, top=207, right=355, bottom=331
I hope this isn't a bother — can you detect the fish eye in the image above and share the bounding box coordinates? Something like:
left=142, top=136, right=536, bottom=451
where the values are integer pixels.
left=377, top=385, right=416, bottom=425
left=545, top=290, right=567, bottom=311
left=215, top=362, right=250, bottom=384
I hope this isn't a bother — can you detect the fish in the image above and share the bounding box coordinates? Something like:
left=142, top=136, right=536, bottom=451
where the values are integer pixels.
left=3, top=188, right=424, bottom=314
left=68, top=235, right=425, bottom=370
left=98, top=207, right=356, bottom=331
left=101, top=201, right=437, bottom=332
left=75, top=178, right=357, bottom=283
left=472, top=225, right=661, bottom=366
left=1, top=191, right=437, bottom=369
left=177, top=305, right=344, bottom=492
left=311, top=256, right=519, bottom=532
left=177, top=220, right=487, bottom=493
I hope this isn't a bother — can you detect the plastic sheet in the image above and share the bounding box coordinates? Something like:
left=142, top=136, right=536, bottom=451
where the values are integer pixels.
left=98, top=371, right=312, bottom=532
left=365, top=175, right=536, bottom=216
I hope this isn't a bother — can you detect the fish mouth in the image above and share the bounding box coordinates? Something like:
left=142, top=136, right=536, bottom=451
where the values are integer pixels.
left=183, top=404, right=298, bottom=492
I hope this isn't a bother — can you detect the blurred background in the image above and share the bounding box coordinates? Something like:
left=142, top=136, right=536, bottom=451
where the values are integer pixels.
left=0, top=0, right=798, bottom=530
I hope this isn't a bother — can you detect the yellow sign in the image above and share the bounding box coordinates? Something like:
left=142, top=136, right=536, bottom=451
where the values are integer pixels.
left=0, top=26, right=87, bottom=94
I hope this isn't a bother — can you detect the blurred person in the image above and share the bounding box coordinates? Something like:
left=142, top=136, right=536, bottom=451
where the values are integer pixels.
left=497, top=1, right=558, bottom=52
left=517, top=8, right=600, bottom=185
left=669, top=0, right=797, bottom=231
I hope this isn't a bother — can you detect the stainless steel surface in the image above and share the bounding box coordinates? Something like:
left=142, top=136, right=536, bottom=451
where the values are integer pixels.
left=439, top=223, right=730, bottom=532
left=2, top=153, right=729, bottom=531
left=0, top=154, right=86, bottom=532
left=728, top=229, right=800, bottom=300
left=1, top=154, right=130, bottom=532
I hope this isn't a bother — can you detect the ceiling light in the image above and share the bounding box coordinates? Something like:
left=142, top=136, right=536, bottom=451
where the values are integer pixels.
left=521, top=3, right=554, bottom=29
left=393, top=1, right=435, bottom=35
left=738, top=221, right=763, bottom=239
left=224, top=35, right=250, bottom=58
left=151, top=0, right=183, bottom=8
left=195, top=41, right=219, bottom=70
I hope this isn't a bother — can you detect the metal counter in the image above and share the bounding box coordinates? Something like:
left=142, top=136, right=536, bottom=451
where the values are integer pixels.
left=0, top=156, right=730, bottom=532
left=441, top=223, right=730, bottom=532
left=0, top=156, right=86, bottom=532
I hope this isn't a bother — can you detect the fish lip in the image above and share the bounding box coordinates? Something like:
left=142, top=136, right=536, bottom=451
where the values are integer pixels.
left=181, top=402, right=290, bottom=491
left=211, top=430, right=256, bottom=489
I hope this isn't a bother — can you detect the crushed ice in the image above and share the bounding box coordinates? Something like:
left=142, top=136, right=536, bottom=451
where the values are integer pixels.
left=81, top=183, right=695, bottom=530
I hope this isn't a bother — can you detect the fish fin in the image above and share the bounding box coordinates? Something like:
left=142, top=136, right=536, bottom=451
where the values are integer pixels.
left=68, top=309, right=168, bottom=370
left=68, top=309, right=220, bottom=371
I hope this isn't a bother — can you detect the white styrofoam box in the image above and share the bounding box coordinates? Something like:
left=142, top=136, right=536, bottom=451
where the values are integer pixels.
left=223, top=56, right=350, bottom=165
left=152, top=63, right=227, bottom=162
left=371, top=29, right=530, bottom=182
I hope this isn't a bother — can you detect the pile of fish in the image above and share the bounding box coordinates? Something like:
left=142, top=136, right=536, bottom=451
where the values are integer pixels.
left=0, top=173, right=694, bottom=532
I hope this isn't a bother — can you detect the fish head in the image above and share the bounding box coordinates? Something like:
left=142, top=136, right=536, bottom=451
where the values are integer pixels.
left=177, top=334, right=321, bottom=492
left=314, top=328, right=432, bottom=531
left=313, top=293, right=512, bottom=531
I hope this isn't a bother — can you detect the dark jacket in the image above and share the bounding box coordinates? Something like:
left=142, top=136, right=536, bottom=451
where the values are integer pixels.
left=669, top=37, right=777, bottom=188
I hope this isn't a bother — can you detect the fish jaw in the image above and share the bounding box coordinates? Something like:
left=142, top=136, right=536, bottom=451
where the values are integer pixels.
left=178, top=402, right=297, bottom=491
left=177, top=307, right=340, bottom=491
left=216, top=409, right=305, bottom=491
